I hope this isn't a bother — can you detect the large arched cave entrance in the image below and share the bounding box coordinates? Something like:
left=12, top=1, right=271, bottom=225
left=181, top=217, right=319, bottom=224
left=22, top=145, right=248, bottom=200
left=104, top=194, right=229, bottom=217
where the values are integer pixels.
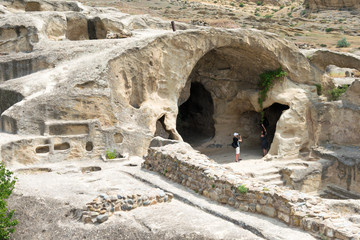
left=176, top=46, right=290, bottom=162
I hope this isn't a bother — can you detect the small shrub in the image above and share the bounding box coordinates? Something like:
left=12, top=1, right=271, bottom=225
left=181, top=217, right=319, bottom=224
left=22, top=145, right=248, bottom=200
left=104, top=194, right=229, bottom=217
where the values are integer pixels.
left=264, top=14, right=273, bottom=19
left=336, top=38, right=350, bottom=48
left=106, top=149, right=117, bottom=159
left=294, top=33, right=302, bottom=36
left=325, top=28, right=334, bottom=33
left=315, top=84, right=322, bottom=95
left=237, top=184, right=248, bottom=194
left=230, top=2, right=235, bottom=6
left=256, top=1, right=263, bottom=6
left=263, top=187, right=270, bottom=191
left=0, top=162, right=18, bottom=240
left=329, top=85, right=348, bottom=100
left=211, top=184, right=215, bottom=188
left=287, top=12, right=292, bottom=17
left=255, top=12, right=260, bottom=16
left=280, top=5, right=284, bottom=9
left=320, top=44, right=327, bottom=47
left=258, top=68, right=287, bottom=122
left=239, top=2, right=244, bottom=7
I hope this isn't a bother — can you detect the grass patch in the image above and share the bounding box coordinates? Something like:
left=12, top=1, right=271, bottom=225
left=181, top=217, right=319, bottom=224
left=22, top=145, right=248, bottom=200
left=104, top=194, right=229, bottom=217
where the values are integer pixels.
left=106, top=149, right=117, bottom=159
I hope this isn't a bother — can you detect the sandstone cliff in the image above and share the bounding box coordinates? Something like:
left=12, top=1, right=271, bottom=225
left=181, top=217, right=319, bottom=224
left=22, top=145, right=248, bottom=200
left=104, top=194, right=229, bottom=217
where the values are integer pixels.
left=0, top=0, right=359, bottom=167
left=304, top=0, right=360, bottom=10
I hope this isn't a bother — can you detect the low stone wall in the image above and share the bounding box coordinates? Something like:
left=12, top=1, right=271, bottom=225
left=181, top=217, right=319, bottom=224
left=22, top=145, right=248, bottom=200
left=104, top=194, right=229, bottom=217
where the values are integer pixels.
left=80, top=190, right=173, bottom=224
left=143, top=140, right=360, bottom=240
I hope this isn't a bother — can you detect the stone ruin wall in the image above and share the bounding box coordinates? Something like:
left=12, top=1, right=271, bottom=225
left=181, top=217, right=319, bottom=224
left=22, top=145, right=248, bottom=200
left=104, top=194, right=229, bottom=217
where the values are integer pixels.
left=144, top=140, right=360, bottom=240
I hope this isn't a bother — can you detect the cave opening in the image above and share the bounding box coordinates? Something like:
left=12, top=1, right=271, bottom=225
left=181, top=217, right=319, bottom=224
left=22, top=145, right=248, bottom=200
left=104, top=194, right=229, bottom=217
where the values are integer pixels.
left=263, top=103, right=290, bottom=148
left=176, top=82, right=215, bottom=146
left=175, top=46, right=291, bottom=162
left=155, top=115, right=176, bottom=140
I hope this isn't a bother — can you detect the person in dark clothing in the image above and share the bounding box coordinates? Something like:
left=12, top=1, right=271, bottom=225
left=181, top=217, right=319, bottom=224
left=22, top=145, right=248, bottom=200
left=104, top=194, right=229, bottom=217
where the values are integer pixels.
left=233, top=133, right=242, bottom=162
left=260, top=124, right=268, bottom=156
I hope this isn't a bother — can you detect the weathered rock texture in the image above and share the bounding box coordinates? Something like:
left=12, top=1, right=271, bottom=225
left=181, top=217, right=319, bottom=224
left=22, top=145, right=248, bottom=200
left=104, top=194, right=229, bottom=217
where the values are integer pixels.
left=1, top=0, right=359, bottom=167
left=304, top=0, right=360, bottom=10
left=1, top=0, right=360, bottom=239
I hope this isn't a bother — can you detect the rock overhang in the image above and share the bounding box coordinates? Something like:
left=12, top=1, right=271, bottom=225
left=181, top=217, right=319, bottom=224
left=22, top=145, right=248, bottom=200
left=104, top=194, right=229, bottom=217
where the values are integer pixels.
left=0, top=0, right=359, bottom=167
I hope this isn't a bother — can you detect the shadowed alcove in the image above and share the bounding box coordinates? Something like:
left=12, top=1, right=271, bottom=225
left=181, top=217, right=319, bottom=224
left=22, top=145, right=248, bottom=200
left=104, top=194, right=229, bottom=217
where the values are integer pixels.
left=263, top=103, right=290, bottom=149
left=176, top=82, right=215, bottom=146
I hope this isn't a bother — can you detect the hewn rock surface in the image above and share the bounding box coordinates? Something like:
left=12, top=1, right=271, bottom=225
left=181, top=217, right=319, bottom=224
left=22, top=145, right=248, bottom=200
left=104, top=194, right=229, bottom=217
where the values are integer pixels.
left=304, top=0, right=360, bottom=10
left=1, top=1, right=360, bottom=239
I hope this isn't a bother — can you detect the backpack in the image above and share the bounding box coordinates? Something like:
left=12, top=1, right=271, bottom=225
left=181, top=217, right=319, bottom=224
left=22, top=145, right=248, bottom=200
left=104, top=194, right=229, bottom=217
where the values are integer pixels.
left=231, top=142, right=237, bottom=148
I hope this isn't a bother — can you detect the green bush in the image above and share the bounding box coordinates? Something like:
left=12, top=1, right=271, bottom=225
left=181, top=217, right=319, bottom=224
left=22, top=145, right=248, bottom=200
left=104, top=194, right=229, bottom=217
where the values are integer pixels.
left=106, top=149, right=117, bottom=159
left=336, top=38, right=350, bottom=48
left=0, top=162, right=18, bottom=240
left=258, top=68, right=287, bottom=122
left=329, top=85, right=348, bottom=100
left=237, top=184, right=248, bottom=194
left=256, top=1, right=263, bottom=6
left=239, top=2, right=244, bottom=7
left=320, top=44, right=327, bottom=47
left=325, top=28, right=334, bottom=33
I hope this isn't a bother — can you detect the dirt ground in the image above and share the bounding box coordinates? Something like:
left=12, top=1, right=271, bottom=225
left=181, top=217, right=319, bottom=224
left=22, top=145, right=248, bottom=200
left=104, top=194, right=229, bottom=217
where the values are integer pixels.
left=8, top=156, right=316, bottom=240
left=77, top=0, right=360, bottom=54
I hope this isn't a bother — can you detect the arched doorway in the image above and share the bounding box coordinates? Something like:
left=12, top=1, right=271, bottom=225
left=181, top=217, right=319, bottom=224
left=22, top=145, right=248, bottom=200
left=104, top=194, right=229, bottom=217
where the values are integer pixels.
left=263, top=103, right=290, bottom=148
left=176, top=46, right=292, bottom=162
left=177, top=82, right=215, bottom=146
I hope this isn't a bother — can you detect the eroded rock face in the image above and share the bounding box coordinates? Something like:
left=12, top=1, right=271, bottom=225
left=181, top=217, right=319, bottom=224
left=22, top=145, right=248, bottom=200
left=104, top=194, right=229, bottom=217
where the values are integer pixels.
left=0, top=0, right=359, bottom=167
left=304, top=0, right=360, bottom=10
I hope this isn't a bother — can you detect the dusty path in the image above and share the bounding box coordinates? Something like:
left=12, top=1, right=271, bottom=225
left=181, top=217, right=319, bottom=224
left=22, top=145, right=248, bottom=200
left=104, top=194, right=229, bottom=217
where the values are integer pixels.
left=9, top=157, right=315, bottom=240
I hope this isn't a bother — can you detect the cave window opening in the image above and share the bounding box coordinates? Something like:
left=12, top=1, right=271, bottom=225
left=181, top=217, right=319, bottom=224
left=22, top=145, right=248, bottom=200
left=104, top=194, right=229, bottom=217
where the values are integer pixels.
left=263, top=103, right=289, bottom=148
left=87, top=19, right=97, bottom=40
left=155, top=115, right=175, bottom=140
left=176, top=82, right=215, bottom=146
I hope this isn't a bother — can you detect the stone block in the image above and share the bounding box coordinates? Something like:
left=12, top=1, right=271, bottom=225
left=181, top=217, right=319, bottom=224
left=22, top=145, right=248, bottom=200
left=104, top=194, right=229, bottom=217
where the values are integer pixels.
left=261, top=205, right=276, bottom=218
left=96, top=213, right=109, bottom=223
left=326, top=228, right=334, bottom=238
left=278, top=211, right=290, bottom=223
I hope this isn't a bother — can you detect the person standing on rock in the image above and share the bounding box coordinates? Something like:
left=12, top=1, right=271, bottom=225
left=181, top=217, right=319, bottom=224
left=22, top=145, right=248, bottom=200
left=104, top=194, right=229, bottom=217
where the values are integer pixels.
left=233, top=133, right=242, bottom=162
left=260, top=124, right=269, bottom=156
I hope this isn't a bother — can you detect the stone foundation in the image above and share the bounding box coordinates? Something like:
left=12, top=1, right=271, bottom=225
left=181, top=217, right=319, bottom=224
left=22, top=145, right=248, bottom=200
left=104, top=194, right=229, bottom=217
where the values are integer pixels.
left=143, top=140, right=360, bottom=239
left=80, top=190, right=173, bottom=224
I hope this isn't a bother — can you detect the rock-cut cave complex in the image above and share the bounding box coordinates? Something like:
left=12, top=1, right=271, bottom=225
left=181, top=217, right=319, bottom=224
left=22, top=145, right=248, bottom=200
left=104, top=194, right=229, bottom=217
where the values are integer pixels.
left=1, top=0, right=360, bottom=238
